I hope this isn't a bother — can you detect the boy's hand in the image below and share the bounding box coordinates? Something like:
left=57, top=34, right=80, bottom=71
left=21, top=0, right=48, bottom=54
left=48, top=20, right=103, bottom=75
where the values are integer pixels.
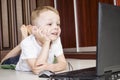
left=38, top=26, right=51, bottom=43
left=32, top=26, right=51, bottom=45
left=33, top=63, right=48, bottom=74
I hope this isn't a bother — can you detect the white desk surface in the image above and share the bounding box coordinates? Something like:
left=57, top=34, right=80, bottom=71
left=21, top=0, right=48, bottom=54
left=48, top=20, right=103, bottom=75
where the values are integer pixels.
left=0, top=59, right=96, bottom=80
left=0, top=68, right=48, bottom=80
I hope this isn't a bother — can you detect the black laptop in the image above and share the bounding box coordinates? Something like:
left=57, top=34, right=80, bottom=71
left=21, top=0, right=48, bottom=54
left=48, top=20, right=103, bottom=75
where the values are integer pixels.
left=39, top=3, right=120, bottom=80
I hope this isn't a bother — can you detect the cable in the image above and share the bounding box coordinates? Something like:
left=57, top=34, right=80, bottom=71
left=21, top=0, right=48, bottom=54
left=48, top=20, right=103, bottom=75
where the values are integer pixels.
left=67, top=62, right=73, bottom=71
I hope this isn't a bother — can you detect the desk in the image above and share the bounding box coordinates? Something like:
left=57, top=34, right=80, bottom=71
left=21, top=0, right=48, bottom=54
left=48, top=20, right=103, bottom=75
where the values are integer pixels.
left=0, top=59, right=96, bottom=80
left=0, top=68, right=47, bottom=80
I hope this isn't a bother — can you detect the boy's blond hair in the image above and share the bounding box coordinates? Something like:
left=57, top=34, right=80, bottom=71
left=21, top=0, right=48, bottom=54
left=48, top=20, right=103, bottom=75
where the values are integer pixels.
left=31, top=6, right=59, bottom=25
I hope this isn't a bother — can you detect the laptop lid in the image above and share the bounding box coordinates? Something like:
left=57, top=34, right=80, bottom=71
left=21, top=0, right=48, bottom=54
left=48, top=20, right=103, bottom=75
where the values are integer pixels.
left=97, top=2, right=120, bottom=76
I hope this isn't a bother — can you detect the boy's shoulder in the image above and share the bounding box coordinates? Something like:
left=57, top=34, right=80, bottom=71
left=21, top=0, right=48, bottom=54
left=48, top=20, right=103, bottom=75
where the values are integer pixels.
left=21, top=34, right=35, bottom=44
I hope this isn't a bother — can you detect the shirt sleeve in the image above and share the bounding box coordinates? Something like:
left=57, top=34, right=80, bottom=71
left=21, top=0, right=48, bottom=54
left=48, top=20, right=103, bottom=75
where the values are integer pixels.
left=51, top=37, right=64, bottom=57
left=20, top=37, right=38, bottom=59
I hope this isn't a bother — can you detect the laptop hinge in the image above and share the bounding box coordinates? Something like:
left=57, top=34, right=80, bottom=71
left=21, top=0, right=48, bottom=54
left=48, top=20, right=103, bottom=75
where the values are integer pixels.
left=104, top=70, right=120, bottom=80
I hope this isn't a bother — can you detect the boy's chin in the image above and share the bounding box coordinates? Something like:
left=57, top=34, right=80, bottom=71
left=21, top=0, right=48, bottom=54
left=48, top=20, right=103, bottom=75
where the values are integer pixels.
left=50, top=37, right=58, bottom=41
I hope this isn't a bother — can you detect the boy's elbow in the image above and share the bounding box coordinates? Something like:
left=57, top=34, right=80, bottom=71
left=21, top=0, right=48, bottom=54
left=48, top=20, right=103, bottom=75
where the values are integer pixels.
left=31, top=65, right=44, bottom=75
left=30, top=65, right=39, bottom=75
left=32, top=68, right=39, bottom=75
left=32, top=70, right=37, bottom=74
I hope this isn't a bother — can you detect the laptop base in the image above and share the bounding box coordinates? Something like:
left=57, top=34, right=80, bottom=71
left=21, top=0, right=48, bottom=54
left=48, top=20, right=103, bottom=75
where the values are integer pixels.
left=49, top=67, right=120, bottom=80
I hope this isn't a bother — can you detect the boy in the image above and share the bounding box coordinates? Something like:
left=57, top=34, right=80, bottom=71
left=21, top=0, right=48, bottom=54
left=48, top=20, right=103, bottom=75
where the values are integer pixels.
left=15, top=6, right=67, bottom=74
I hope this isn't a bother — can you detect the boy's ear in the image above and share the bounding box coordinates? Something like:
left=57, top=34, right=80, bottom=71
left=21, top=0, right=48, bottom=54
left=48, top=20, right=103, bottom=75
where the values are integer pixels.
left=32, top=26, right=38, bottom=33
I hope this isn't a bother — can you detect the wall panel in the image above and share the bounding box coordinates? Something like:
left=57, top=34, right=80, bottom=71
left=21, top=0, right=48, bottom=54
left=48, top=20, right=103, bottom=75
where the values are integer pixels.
left=0, top=0, right=2, bottom=60
left=7, top=0, right=18, bottom=47
left=77, top=0, right=98, bottom=47
left=116, top=0, right=120, bottom=5
left=36, top=0, right=54, bottom=7
left=1, top=0, right=9, bottom=49
left=0, top=0, right=36, bottom=61
left=16, top=0, right=23, bottom=43
left=56, top=0, right=76, bottom=48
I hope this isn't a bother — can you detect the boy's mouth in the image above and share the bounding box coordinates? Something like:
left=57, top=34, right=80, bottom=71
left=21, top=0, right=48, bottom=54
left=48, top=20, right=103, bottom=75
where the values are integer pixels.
left=51, top=32, right=58, bottom=36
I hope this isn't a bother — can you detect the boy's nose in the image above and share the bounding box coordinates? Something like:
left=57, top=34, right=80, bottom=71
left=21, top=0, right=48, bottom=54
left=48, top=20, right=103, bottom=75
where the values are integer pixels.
left=52, top=24, right=59, bottom=29
left=54, top=26, right=59, bottom=30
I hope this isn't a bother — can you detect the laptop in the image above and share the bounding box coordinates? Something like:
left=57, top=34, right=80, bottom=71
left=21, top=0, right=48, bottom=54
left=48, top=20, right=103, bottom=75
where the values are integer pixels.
left=39, top=3, right=120, bottom=80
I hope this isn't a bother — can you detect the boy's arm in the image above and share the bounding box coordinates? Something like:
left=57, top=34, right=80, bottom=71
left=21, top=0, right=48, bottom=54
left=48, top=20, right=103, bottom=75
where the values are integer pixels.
left=1, top=44, right=21, bottom=64
left=26, top=41, right=51, bottom=74
left=45, top=54, right=67, bottom=72
left=26, top=54, right=67, bottom=74
left=35, top=41, right=51, bottom=65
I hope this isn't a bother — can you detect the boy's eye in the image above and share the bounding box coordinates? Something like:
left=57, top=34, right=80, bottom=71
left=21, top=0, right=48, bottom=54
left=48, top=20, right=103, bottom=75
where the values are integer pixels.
left=57, top=23, right=60, bottom=26
left=48, top=23, right=52, bottom=26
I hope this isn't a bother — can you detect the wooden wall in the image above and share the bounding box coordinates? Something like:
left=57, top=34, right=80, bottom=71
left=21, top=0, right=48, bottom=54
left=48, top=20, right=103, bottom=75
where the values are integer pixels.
left=0, top=0, right=36, bottom=60
left=0, top=0, right=114, bottom=60
left=116, top=0, right=120, bottom=5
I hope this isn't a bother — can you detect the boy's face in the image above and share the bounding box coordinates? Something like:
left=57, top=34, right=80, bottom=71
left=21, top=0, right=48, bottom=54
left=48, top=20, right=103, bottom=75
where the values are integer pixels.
left=33, top=10, right=61, bottom=41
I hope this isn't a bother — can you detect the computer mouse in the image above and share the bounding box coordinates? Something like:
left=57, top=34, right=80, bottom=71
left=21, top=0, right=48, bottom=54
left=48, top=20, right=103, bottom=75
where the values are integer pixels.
left=39, top=74, right=49, bottom=78
left=39, top=70, right=55, bottom=78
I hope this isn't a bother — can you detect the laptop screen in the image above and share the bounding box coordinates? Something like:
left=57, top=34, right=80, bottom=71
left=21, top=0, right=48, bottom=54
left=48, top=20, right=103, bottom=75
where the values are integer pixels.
left=97, top=3, right=120, bottom=76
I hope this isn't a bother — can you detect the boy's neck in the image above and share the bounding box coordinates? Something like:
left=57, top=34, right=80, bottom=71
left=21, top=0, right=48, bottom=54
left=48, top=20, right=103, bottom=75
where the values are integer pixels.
left=35, top=37, right=42, bottom=46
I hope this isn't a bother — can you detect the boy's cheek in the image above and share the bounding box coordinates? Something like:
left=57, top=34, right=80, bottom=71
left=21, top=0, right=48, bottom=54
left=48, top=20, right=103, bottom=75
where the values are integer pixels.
left=57, top=29, right=61, bottom=36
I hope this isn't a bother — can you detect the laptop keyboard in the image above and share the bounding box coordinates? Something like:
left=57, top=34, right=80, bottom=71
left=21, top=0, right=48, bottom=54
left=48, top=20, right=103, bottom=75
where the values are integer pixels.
left=61, top=68, right=96, bottom=77
left=50, top=67, right=97, bottom=80
left=48, top=67, right=120, bottom=80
